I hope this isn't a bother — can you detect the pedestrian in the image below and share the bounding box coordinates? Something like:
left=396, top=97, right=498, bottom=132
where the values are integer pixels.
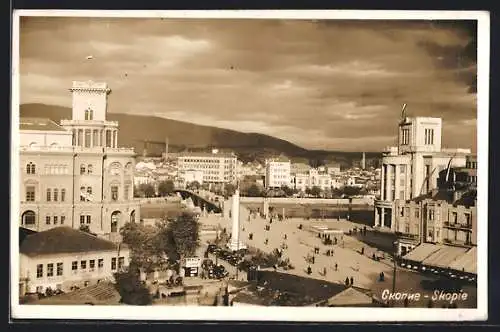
left=361, top=247, right=364, bottom=255
left=323, top=267, right=327, bottom=276
left=312, top=256, right=315, bottom=264
left=284, top=234, right=287, bottom=240
left=345, top=277, right=350, bottom=286
left=350, top=276, right=354, bottom=286
left=307, top=266, right=312, bottom=275
left=335, top=263, right=338, bottom=271
left=334, top=237, right=338, bottom=245
left=372, top=253, right=376, bottom=260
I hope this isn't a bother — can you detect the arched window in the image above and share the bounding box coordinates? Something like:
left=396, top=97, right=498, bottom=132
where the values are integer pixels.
left=26, top=162, right=36, bottom=174
left=85, top=108, right=94, bottom=120
left=130, top=210, right=136, bottom=223
left=22, top=210, right=36, bottom=226
left=111, top=211, right=121, bottom=233
left=80, top=164, right=86, bottom=175
left=87, top=164, right=93, bottom=174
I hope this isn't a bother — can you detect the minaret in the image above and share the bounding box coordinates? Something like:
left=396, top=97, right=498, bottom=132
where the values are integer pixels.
left=361, top=152, right=366, bottom=170
left=228, top=188, right=246, bottom=251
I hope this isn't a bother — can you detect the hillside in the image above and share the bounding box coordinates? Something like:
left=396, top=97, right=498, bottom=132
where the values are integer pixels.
left=19, top=103, right=381, bottom=167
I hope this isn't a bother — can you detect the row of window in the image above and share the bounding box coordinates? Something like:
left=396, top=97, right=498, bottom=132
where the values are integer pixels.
left=46, top=215, right=66, bottom=225
left=44, top=165, right=69, bottom=175
left=401, top=128, right=410, bottom=145
left=424, top=128, right=435, bottom=145
left=80, top=164, right=93, bottom=175
left=399, top=207, right=471, bottom=225
left=36, top=262, right=63, bottom=278
left=80, top=215, right=92, bottom=225
left=465, top=161, right=478, bottom=169
left=36, top=257, right=126, bottom=279
left=26, top=162, right=36, bottom=174
left=46, top=188, right=66, bottom=202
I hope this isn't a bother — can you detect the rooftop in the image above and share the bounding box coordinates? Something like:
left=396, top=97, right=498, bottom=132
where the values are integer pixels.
left=178, top=152, right=236, bottom=158
left=20, top=227, right=120, bottom=256
left=20, top=117, right=68, bottom=132
left=29, top=281, right=120, bottom=305
left=410, top=189, right=476, bottom=207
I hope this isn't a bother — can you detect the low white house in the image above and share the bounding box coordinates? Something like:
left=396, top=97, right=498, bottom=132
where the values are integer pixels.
left=19, top=227, right=130, bottom=295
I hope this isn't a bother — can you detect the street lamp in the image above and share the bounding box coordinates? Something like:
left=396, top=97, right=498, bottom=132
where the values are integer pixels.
left=392, top=240, right=398, bottom=306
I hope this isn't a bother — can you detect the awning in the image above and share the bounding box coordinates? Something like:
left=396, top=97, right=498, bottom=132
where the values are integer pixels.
left=422, top=245, right=468, bottom=268
left=402, top=243, right=476, bottom=275
left=448, top=247, right=477, bottom=274
left=402, top=243, right=441, bottom=263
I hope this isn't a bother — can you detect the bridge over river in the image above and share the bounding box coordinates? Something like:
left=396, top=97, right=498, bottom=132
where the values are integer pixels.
left=173, top=189, right=224, bottom=214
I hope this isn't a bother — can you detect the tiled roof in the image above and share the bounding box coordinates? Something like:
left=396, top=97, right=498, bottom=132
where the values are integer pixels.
left=327, top=287, right=375, bottom=307
left=31, top=282, right=121, bottom=305
left=20, top=117, right=68, bottom=132
left=20, top=227, right=119, bottom=256
left=19, top=227, right=37, bottom=247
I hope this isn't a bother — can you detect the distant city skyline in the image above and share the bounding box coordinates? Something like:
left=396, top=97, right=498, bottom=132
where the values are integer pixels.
left=19, top=16, right=477, bottom=152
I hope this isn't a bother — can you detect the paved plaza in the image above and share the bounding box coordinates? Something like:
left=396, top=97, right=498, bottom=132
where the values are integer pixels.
left=197, top=204, right=477, bottom=307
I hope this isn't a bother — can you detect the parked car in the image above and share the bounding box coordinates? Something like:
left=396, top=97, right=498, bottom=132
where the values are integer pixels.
left=207, top=244, right=217, bottom=253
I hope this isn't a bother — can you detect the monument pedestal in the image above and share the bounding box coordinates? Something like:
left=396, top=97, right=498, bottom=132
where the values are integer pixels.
left=228, top=239, right=247, bottom=251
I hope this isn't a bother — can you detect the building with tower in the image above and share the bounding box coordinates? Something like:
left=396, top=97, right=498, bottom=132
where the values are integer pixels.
left=19, top=81, right=140, bottom=243
left=374, top=114, right=470, bottom=231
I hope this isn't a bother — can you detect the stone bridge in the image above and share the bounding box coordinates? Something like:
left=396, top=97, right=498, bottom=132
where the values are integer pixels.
left=174, top=189, right=223, bottom=214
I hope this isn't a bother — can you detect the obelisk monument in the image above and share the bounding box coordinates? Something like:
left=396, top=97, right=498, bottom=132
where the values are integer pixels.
left=228, top=188, right=246, bottom=251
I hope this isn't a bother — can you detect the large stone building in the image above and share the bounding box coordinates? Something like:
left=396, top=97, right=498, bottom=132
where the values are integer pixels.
left=292, top=168, right=332, bottom=192
left=264, top=157, right=291, bottom=189
left=19, top=81, right=140, bottom=242
left=177, top=150, right=237, bottom=186
left=374, top=116, right=471, bottom=230
left=394, top=156, right=477, bottom=255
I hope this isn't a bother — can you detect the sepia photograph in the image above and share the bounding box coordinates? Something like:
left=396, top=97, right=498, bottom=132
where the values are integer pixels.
left=10, top=10, right=489, bottom=321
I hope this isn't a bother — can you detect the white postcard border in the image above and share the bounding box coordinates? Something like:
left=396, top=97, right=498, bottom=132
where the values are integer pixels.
left=10, top=9, right=490, bottom=322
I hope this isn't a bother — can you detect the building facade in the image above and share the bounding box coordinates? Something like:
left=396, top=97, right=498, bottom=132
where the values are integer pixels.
left=177, top=151, right=237, bottom=185
left=19, top=227, right=130, bottom=295
left=374, top=116, right=470, bottom=230
left=292, top=168, right=332, bottom=192
left=19, top=81, right=140, bottom=243
left=264, top=158, right=291, bottom=189
left=393, top=160, right=478, bottom=255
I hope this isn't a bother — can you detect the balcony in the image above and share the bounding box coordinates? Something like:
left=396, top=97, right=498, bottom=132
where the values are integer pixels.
left=105, top=147, right=135, bottom=155
left=20, top=145, right=75, bottom=153
left=395, top=232, right=419, bottom=240
left=443, top=221, right=472, bottom=230
left=60, top=119, right=118, bottom=127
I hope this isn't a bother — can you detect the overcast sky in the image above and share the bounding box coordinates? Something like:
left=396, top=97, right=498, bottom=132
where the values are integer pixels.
left=19, top=16, right=477, bottom=152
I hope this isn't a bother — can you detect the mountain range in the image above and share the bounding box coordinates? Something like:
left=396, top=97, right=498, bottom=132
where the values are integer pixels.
left=19, top=103, right=381, bottom=168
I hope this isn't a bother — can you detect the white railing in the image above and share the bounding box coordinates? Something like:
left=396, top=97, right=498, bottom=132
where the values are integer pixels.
left=105, top=147, right=135, bottom=154
left=60, top=119, right=119, bottom=127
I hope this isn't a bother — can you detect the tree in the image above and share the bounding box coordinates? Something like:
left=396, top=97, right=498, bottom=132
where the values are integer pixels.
left=120, top=222, right=163, bottom=270
left=281, top=185, right=295, bottom=197
left=188, top=181, right=201, bottom=191
left=224, top=183, right=236, bottom=197
left=343, top=186, right=362, bottom=197
left=157, top=212, right=200, bottom=263
left=138, top=183, right=155, bottom=198
left=310, top=186, right=322, bottom=198
left=158, top=180, right=175, bottom=197
left=246, top=184, right=262, bottom=197
left=113, top=270, right=152, bottom=305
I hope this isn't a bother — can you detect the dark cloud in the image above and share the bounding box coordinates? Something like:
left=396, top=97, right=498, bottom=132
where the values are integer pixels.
left=18, top=16, right=478, bottom=152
